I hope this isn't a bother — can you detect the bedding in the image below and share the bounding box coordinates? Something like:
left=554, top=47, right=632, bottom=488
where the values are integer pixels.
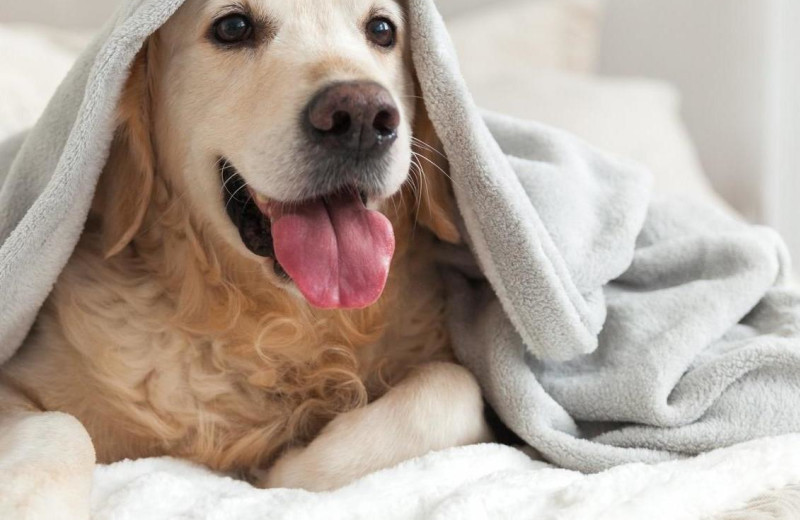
left=3, top=0, right=800, bottom=518
left=88, top=436, right=800, bottom=519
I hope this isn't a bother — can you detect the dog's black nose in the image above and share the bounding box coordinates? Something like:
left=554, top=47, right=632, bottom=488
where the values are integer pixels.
left=306, top=82, right=399, bottom=154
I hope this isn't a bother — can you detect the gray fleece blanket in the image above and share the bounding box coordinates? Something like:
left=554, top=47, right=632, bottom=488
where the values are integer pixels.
left=2, top=0, right=800, bottom=474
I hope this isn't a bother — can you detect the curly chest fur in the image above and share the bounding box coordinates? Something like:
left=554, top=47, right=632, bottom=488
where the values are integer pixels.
left=5, top=220, right=451, bottom=474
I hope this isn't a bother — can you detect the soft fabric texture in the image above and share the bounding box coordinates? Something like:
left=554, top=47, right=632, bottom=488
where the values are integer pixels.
left=419, top=0, right=800, bottom=471
left=89, top=435, right=800, bottom=519
left=3, top=0, right=800, bottom=496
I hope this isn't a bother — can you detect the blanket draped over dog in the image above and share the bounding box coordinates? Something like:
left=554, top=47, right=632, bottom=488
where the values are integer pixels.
left=2, top=0, right=800, bottom=473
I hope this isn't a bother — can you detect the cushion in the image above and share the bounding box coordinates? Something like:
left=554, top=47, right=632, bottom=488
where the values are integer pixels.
left=445, top=3, right=728, bottom=209
left=443, top=0, right=604, bottom=73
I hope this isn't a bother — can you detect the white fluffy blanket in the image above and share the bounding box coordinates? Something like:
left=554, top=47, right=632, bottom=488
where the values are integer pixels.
left=92, top=436, right=800, bottom=519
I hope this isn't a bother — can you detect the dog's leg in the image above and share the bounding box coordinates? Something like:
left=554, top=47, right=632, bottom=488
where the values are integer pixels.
left=262, top=362, right=492, bottom=491
left=0, top=386, right=95, bottom=520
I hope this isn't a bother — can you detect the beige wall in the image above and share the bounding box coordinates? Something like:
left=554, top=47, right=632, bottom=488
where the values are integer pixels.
left=600, top=0, right=800, bottom=270
left=600, top=0, right=773, bottom=223
left=0, top=0, right=122, bottom=28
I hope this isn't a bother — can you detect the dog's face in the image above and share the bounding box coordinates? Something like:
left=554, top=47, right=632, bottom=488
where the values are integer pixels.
left=99, top=0, right=458, bottom=311
left=147, top=0, right=415, bottom=309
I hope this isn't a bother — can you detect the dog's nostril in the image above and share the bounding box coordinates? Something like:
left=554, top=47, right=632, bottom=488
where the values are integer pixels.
left=330, top=112, right=352, bottom=135
left=373, top=109, right=399, bottom=137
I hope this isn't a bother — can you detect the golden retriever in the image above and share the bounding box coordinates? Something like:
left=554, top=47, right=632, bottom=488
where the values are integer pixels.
left=0, top=0, right=491, bottom=515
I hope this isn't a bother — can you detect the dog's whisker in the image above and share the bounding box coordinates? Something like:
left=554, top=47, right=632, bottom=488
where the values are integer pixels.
left=224, top=181, right=251, bottom=213
left=410, top=145, right=459, bottom=191
left=221, top=176, right=239, bottom=197
left=410, top=144, right=450, bottom=170
left=409, top=152, right=429, bottom=237
left=416, top=157, right=435, bottom=230
left=411, top=151, right=457, bottom=186
left=410, top=137, right=448, bottom=161
left=410, top=162, right=423, bottom=227
left=219, top=160, right=242, bottom=198
left=398, top=177, right=418, bottom=239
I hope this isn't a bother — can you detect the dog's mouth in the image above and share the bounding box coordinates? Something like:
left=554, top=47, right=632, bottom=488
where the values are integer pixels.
left=220, top=159, right=395, bottom=310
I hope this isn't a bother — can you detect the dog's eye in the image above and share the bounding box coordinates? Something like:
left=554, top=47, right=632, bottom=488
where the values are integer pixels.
left=366, top=17, right=396, bottom=48
left=213, top=14, right=254, bottom=44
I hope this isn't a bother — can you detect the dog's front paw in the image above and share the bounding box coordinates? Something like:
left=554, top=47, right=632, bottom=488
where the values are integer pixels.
left=259, top=445, right=343, bottom=491
left=258, top=407, right=376, bottom=492
left=260, top=419, right=377, bottom=492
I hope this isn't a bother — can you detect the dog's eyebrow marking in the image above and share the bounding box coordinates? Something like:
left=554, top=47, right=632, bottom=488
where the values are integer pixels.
left=208, top=1, right=278, bottom=50
left=366, top=3, right=406, bottom=27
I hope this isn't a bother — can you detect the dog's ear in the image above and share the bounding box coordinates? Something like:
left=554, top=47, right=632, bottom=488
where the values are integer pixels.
left=410, top=98, right=461, bottom=244
left=94, top=39, right=158, bottom=258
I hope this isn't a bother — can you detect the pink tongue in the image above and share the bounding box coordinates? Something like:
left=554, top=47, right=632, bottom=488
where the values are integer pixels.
left=271, top=193, right=395, bottom=309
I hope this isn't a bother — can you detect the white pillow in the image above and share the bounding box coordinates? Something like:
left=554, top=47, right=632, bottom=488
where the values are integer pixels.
left=465, top=70, right=725, bottom=205
left=443, top=0, right=604, bottom=73
left=446, top=6, right=728, bottom=209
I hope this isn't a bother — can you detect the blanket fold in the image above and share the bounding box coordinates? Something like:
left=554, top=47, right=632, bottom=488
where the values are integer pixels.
left=2, top=0, right=800, bottom=475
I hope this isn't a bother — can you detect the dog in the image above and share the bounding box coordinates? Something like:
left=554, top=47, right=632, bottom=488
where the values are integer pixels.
left=0, top=0, right=492, bottom=515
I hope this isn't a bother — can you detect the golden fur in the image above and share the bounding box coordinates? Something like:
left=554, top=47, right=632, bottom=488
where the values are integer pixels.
left=0, top=0, right=469, bottom=483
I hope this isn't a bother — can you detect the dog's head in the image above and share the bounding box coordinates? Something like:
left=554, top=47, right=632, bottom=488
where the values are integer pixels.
left=96, top=0, right=458, bottom=310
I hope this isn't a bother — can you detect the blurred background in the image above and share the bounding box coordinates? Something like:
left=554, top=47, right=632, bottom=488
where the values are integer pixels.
left=1, top=0, right=798, bottom=272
